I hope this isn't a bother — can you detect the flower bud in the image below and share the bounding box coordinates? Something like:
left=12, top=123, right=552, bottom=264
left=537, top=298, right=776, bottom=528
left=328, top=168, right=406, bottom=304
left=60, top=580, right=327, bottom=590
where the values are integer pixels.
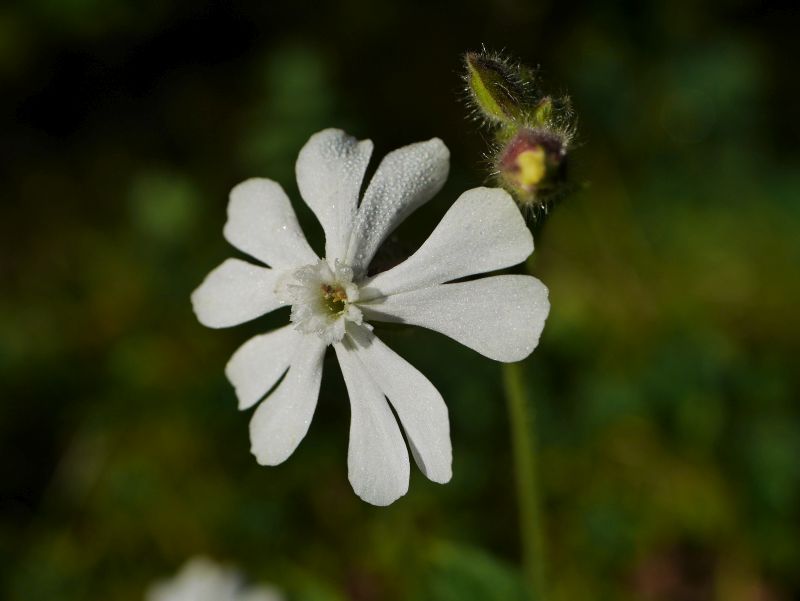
left=461, top=48, right=577, bottom=216
left=497, top=128, right=567, bottom=208
left=464, top=51, right=528, bottom=124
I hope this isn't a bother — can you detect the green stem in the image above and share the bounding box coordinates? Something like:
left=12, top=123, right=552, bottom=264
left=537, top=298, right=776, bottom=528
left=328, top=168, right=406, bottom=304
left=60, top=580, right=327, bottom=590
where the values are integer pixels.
left=503, top=361, right=546, bottom=600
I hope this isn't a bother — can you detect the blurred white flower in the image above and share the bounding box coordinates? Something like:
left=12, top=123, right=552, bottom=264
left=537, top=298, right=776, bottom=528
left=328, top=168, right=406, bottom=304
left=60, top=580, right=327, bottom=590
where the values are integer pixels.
left=146, top=557, right=283, bottom=601
left=192, top=129, right=549, bottom=505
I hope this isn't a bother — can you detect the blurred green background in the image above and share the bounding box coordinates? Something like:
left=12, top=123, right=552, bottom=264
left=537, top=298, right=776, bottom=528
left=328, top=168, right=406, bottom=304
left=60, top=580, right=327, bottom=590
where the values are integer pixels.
left=1, top=1, right=799, bottom=600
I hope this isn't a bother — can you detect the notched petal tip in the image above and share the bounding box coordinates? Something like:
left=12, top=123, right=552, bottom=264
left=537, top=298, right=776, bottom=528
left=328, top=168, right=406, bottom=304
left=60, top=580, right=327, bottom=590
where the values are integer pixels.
left=345, top=136, right=452, bottom=273
left=345, top=328, right=453, bottom=488
left=224, top=326, right=297, bottom=411
left=247, top=336, right=325, bottom=468
left=296, top=128, right=374, bottom=260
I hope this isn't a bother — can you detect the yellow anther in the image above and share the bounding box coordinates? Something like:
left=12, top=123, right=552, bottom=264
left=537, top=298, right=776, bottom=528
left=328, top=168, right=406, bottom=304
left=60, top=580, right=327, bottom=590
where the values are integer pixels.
left=321, top=283, right=348, bottom=314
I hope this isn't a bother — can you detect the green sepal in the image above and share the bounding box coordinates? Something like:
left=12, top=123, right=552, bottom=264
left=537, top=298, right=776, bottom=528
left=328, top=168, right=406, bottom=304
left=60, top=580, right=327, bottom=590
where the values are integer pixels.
left=465, top=52, right=527, bottom=124
left=532, top=97, right=552, bottom=125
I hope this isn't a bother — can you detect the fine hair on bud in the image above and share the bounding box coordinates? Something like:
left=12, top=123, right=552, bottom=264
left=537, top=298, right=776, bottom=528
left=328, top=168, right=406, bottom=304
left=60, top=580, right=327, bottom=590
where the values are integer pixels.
left=462, top=47, right=577, bottom=217
left=463, top=49, right=533, bottom=125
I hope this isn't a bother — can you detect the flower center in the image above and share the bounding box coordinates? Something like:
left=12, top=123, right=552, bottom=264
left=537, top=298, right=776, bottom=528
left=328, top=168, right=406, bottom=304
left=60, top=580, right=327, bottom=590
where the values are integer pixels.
left=321, top=283, right=348, bottom=315
left=275, top=259, right=363, bottom=344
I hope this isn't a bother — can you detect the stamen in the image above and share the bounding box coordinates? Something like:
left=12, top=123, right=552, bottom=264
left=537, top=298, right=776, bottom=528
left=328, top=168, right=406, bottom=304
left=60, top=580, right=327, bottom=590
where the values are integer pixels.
left=321, top=283, right=348, bottom=315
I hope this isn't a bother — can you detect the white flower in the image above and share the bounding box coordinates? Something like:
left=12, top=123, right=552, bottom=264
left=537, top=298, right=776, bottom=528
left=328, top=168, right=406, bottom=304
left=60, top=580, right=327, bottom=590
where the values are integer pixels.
left=191, top=129, right=550, bottom=506
left=146, top=557, right=283, bottom=601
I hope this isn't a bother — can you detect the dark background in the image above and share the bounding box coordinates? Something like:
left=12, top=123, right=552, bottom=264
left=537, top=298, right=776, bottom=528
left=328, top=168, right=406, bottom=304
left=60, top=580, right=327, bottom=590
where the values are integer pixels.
left=2, top=1, right=799, bottom=599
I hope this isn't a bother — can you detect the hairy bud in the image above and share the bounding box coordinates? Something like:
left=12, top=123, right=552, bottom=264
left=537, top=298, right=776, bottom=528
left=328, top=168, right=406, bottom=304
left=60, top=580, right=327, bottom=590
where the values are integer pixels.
left=462, top=49, right=576, bottom=215
left=497, top=128, right=568, bottom=210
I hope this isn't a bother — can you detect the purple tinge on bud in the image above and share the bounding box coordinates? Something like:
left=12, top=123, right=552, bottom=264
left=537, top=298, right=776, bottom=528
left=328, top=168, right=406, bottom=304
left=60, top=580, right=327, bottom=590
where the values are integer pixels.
left=497, top=128, right=567, bottom=206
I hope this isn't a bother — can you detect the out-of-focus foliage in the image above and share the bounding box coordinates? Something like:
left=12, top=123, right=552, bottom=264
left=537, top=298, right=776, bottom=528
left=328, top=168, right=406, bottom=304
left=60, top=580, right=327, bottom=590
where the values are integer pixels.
left=1, top=1, right=798, bottom=600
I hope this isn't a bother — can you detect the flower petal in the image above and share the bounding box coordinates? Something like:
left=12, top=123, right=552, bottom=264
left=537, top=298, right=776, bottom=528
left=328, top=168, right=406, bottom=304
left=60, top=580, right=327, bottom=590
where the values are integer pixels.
left=345, top=138, right=449, bottom=274
left=361, top=275, right=550, bottom=362
left=249, top=335, right=326, bottom=466
left=191, top=258, right=284, bottom=328
left=334, top=340, right=410, bottom=506
left=225, top=325, right=301, bottom=410
left=295, top=129, right=374, bottom=260
left=361, top=187, right=533, bottom=298
left=224, top=178, right=318, bottom=268
left=348, top=326, right=451, bottom=483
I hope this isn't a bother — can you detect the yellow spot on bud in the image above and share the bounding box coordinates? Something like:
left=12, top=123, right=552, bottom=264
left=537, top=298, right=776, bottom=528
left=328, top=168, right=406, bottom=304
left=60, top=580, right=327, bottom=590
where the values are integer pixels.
left=515, top=147, right=547, bottom=189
